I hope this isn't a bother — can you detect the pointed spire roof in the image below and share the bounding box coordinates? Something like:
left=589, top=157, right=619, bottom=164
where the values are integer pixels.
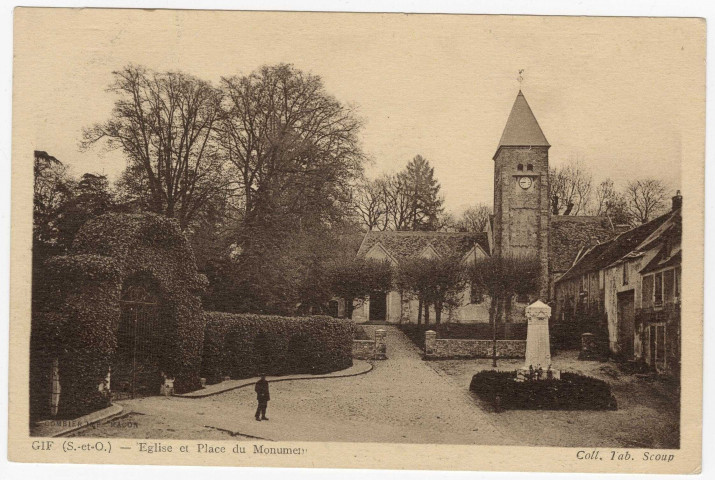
left=494, top=90, right=550, bottom=159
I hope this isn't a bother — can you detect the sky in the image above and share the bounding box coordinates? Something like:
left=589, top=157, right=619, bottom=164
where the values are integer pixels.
left=14, top=9, right=704, bottom=214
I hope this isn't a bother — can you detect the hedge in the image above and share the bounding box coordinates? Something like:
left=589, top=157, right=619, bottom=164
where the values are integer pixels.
left=469, top=370, right=617, bottom=411
left=202, top=312, right=354, bottom=383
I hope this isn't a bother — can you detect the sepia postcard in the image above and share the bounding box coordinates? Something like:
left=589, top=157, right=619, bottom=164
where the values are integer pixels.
left=8, top=7, right=705, bottom=474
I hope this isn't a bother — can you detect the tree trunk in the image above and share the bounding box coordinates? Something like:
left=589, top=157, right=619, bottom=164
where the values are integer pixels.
left=435, top=300, right=442, bottom=324
left=346, top=297, right=354, bottom=319
left=417, top=298, right=423, bottom=325
left=492, top=296, right=503, bottom=367
left=424, top=302, right=430, bottom=325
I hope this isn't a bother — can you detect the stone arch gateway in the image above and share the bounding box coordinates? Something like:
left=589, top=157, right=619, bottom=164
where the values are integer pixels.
left=31, top=213, right=207, bottom=418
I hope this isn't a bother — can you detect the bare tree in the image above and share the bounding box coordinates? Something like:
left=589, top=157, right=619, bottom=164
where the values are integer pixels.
left=353, top=177, right=388, bottom=231
left=624, top=178, right=668, bottom=224
left=456, top=204, right=491, bottom=232
left=549, top=159, right=593, bottom=215
left=81, top=65, right=228, bottom=229
left=589, top=178, right=631, bottom=225
left=383, top=173, right=413, bottom=231
left=591, top=178, right=617, bottom=216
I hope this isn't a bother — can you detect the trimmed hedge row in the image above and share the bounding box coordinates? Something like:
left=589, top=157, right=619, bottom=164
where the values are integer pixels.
left=202, top=312, right=354, bottom=383
left=469, top=370, right=617, bottom=411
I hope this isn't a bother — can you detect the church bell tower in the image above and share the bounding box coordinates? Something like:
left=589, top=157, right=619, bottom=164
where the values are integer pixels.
left=493, top=91, right=550, bottom=299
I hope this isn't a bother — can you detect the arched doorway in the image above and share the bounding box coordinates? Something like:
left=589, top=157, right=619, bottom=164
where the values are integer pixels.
left=369, top=291, right=387, bottom=322
left=114, top=275, right=165, bottom=399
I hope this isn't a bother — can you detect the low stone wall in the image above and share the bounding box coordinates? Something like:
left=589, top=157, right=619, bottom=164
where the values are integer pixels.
left=424, top=330, right=525, bottom=359
left=353, top=340, right=377, bottom=360
left=352, top=328, right=387, bottom=360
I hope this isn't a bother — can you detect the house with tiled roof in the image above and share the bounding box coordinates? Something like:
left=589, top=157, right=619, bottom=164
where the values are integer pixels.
left=352, top=231, right=492, bottom=323
left=554, top=194, right=682, bottom=373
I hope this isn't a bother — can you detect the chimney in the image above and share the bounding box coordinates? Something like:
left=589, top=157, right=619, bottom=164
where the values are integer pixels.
left=672, top=190, right=683, bottom=211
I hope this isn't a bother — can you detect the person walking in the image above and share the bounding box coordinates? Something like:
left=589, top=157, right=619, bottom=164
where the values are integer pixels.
left=254, top=374, right=270, bottom=421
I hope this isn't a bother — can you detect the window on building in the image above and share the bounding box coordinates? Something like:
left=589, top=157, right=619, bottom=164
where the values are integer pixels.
left=517, top=164, right=524, bottom=171
left=654, top=271, right=663, bottom=307
left=469, top=282, right=483, bottom=304
left=527, top=163, right=534, bottom=171
left=663, top=269, right=675, bottom=304
left=622, top=262, right=629, bottom=285
left=642, top=274, right=654, bottom=309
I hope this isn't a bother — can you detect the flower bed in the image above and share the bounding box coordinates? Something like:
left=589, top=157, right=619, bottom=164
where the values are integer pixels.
left=469, top=370, right=617, bottom=411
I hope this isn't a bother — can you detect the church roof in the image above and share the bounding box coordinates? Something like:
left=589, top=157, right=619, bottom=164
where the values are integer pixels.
left=356, top=231, right=490, bottom=264
left=549, top=215, right=619, bottom=274
left=494, top=91, right=550, bottom=159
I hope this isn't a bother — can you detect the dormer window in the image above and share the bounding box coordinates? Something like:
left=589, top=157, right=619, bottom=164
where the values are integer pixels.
left=527, top=164, right=534, bottom=171
left=517, top=164, right=524, bottom=171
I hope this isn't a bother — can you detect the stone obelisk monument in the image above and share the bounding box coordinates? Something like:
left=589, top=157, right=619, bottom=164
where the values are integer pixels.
left=517, top=300, right=560, bottom=381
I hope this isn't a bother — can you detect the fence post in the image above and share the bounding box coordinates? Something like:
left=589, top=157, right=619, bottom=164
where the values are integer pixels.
left=374, top=328, right=387, bottom=360
left=425, top=330, right=437, bottom=357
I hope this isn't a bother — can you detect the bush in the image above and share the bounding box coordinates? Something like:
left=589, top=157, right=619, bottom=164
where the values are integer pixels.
left=469, top=370, right=617, bottom=411
left=202, top=312, right=354, bottom=383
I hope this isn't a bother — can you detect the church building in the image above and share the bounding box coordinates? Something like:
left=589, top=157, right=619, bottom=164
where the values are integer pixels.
left=352, top=90, right=620, bottom=324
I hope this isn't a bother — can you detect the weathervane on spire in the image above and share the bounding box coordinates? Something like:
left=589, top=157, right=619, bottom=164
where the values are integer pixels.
left=517, top=69, right=525, bottom=88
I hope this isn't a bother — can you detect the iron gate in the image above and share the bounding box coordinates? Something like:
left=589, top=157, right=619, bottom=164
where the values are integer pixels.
left=115, top=282, right=163, bottom=399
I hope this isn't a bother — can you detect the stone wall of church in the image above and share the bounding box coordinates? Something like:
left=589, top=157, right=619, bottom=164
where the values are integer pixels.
left=493, top=146, right=550, bottom=300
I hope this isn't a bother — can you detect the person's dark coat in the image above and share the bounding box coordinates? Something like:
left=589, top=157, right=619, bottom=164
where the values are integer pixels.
left=255, top=378, right=270, bottom=402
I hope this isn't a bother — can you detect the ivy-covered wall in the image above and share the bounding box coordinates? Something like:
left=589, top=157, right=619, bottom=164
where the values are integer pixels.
left=31, top=213, right=207, bottom=420
left=30, top=255, right=121, bottom=419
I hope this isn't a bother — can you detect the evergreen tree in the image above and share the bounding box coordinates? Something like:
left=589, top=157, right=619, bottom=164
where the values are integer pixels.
left=400, top=155, right=444, bottom=231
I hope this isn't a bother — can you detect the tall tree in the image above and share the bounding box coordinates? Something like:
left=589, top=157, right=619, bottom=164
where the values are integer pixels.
left=549, top=159, right=593, bottom=215
left=353, top=177, right=389, bottom=231
left=590, top=178, right=631, bottom=225
left=55, top=173, right=116, bottom=249
left=81, top=65, right=228, bottom=229
left=382, top=172, right=413, bottom=231
left=33, top=151, right=73, bottom=256
left=401, top=155, right=444, bottom=230
left=624, top=178, right=668, bottom=224
left=218, top=64, right=364, bottom=232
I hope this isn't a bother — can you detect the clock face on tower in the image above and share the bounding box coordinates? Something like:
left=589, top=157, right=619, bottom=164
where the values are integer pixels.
left=518, top=176, right=533, bottom=190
